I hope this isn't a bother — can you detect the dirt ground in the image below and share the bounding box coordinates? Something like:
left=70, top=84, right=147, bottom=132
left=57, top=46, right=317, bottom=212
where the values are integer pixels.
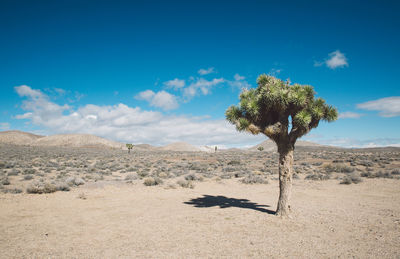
left=1, top=178, right=399, bottom=258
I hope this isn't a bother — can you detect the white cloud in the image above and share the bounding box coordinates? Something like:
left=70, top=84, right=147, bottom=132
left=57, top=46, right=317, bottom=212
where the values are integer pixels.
left=357, top=96, right=400, bottom=117
left=136, top=90, right=155, bottom=102
left=151, top=91, right=179, bottom=110
left=15, top=85, right=70, bottom=125
left=183, top=78, right=225, bottom=100
left=315, top=50, right=348, bottom=69
left=164, top=78, right=185, bottom=90
left=15, top=85, right=264, bottom=147
left=338, top=111, right=363, bottom=119
left=0, top=122, right=10, bottom=131
left=234, top=74, right=245, bottom=81
left=198, top=67, right=215, bottom=75
left=135, top=90, right=179, bottom=110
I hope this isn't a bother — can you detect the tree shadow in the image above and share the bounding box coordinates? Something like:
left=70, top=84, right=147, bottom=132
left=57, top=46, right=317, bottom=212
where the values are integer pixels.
left=184, top=195, right=275, bottom=215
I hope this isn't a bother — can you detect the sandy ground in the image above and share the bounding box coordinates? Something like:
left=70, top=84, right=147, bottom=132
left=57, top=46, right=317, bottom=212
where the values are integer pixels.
left=1, top=178, right=399, bottom=258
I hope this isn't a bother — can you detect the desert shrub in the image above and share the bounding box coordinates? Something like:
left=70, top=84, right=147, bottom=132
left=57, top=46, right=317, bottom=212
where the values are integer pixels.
left=184, top=173, right=198, bottom=181
left=66, top=177, right=85, bottom=186
left=222, top=166, right=239, bottom=173
left=220, top=173, right=233, bottom=179
left=1, top=177, right=10, bottom=185
left=8, top=169, right=20, bottom=176
left=56, top=182, right=70, bottom=191
left=305, top=173, right=330, bottom=181
left=340, top=174, right=362, bottom=185
left=375, top=171, right=393, bottom=179
left=23, top=168, right=37, bottom=175
left=324, top=163, right=355, bottom=174
left=177, top=179, right=194, bottom=188
left=143, top=177, right=162, bottom=186
left=4, top=162, right=15, bottom=169
left=125, top=173, right=138, bottom=181
left=340, top=177, right=352, bottom=185
left=1, top=188, right=23, bottom=194
left=137, top=170, right=149, bottom=178
left=23, top=175, right=34, bottom=180
left=158, top=172, right=169, bottom=178
left=143, top=177, right=155, bottom=186
left=233, top=170, right=249, bottom=178
left=227, top=160, right=241, bottom=166
left=391, top=169, right=400, bottom=175
left=358, top=161, right=374, bottom=167
left=26, top=182, right=57, bottom=194
left=312, top=162, right=323, bottom=166
left=240, top=175, right=268, bottom=184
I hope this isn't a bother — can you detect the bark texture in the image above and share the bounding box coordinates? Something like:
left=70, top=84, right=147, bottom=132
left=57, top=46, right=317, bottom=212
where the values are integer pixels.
left=276, top=145, right=294, bottom=217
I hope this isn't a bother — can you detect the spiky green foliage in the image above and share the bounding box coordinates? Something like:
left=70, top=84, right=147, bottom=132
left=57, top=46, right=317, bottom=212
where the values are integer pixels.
left=126, top=143, right=134, bottom=153
left=225, top=75, right=338, bottom=145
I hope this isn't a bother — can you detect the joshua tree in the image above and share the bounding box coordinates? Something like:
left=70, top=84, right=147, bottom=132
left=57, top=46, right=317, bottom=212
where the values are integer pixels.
left=226, top=75, right=337, bottom=217
left=257, top=146, right=264, bottom=152
left=215, top=146, right=218, bottom=153
left=126, top=143, right=134, bottom=154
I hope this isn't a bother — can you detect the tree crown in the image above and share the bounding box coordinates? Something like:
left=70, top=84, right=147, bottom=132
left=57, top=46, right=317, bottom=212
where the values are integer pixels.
left=225, top=75, right=338, bottom=146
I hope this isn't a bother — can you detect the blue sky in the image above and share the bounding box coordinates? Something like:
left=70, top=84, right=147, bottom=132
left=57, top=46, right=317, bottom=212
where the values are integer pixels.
left=1, top=0, right=399, bottom=147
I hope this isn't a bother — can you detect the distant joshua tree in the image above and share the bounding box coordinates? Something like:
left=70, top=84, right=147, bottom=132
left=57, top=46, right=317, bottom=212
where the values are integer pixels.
left=257, top=146, right=264, bottom=152
left=226, top=75, right=337, bottom=217
left=215, top=146, right=218, bottom=153
left=126, top=144, right=134, bottom=154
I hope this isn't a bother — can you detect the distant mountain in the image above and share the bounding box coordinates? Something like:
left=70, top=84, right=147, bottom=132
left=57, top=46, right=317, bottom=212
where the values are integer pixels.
left=0, top=130, right=43, bottom=145
left=248, top=139, right=324, bottom=151
left=134, top=144, right=158, bottom=151
left=32, top=134, right=124, bottom=149
left=0, top=130, right=124, bottom=149
left=159, top=142, right=202, bottom=152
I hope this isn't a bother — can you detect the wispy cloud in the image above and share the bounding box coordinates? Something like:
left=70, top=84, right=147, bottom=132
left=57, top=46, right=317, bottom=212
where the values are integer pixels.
left=135, top=90, right=179, bottom=110
left=198, top=67, right=215, bottom=75
left=164, top=78, right=185, bottom=90
left=338, top=111, right=363, bottom=119
left=228, top=74, right=250, bottom=90
left=315, top=50, right=348, bottom=69
left=14, top=85, right=264, bottom=146
left=357, top=96, right=400, bottom=117
left=163, top=69, right=252, bottom=102
left=15, top=85, right=70, bottom=124
left=183, top=78, right=225, bottom=100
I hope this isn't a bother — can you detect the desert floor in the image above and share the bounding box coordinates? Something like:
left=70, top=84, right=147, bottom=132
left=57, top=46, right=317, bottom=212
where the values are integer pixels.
left=1, top=178, right=399, bottom=258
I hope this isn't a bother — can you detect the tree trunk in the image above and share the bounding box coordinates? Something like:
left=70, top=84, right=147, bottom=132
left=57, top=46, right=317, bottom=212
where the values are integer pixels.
left=275, top=145, right=294, bottom=217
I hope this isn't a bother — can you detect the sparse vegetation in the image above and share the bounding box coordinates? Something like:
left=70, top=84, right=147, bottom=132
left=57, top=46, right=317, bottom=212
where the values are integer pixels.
left=0, top=143, right=398, bottom=195
left=340, top=174, right=362, bottom=185
left=143, top=177, right=162, bottom=186
left=305, top=173, right=330, bottom=181
left=177, top=179, right=195, bottom=188
left=26, top=181, right=57, bottom=194
left=240, top=174, right=268, bottom=184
